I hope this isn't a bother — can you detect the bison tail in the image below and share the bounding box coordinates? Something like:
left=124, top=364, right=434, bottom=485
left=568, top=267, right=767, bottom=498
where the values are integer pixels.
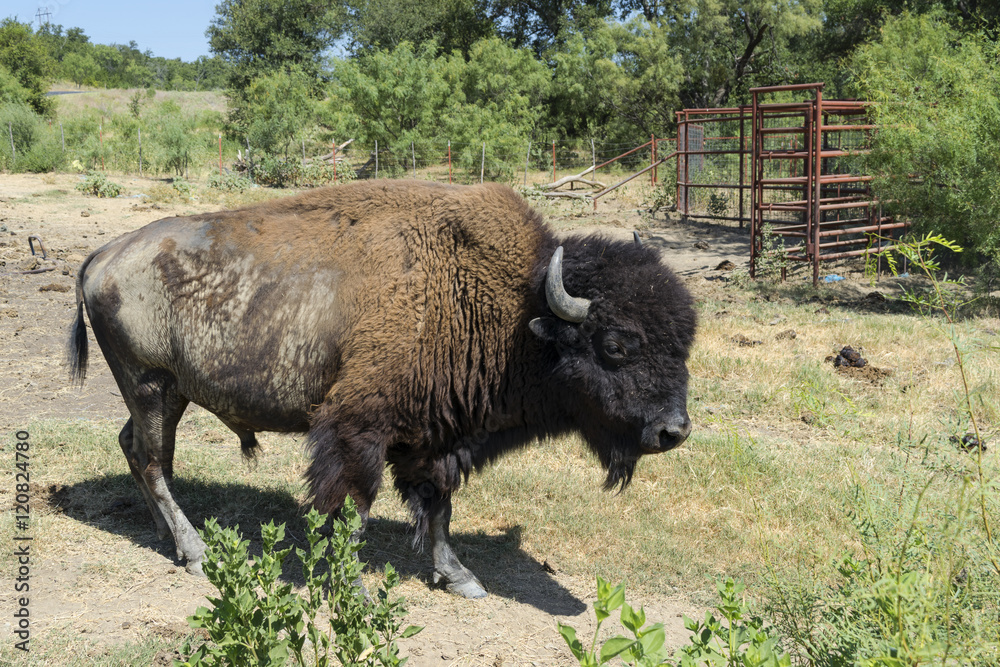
left=68, top=255, right=94, bottom=385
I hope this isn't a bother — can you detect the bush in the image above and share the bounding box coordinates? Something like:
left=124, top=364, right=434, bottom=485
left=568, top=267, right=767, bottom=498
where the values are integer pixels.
left=0, top=102, right=64, bottom=172
left=75, top=171, right=123, bottom=198
left=177, top=498, right=422, bottom=667
left=207, top=171, right=254, bottom=192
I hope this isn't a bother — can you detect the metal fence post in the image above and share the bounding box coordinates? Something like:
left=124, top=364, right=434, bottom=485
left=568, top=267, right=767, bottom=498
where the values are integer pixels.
left=480, top=142, right=485, bottom=183
left=524, top=141, right=530, bottom=186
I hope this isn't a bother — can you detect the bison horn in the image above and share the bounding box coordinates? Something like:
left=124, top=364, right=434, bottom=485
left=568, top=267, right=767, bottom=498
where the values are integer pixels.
left=633, top=231, right=643, bottom=247
left=545, top=246, right=591, bottom=323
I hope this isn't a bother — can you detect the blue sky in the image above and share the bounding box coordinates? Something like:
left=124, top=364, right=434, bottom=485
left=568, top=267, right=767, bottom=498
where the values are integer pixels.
left=8, top=1, right=218, bottom=61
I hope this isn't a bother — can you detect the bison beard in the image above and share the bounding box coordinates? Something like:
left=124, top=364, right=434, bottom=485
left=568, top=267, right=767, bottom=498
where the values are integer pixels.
left=69, top=180, right=695, bottom=599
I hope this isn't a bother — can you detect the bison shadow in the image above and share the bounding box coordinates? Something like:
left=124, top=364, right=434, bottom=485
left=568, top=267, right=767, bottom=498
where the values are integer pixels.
left=46, top=474, right=587, bottom=616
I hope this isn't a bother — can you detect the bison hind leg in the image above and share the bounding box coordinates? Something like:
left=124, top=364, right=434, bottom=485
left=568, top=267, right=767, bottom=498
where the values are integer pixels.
left=119, top=418, right=169, bottom=540
left=119, top=370, right=205, bottom=574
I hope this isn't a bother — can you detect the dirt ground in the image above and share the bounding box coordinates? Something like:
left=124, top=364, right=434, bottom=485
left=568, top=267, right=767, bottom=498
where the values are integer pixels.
left=0, top=172, right=758, bottom=665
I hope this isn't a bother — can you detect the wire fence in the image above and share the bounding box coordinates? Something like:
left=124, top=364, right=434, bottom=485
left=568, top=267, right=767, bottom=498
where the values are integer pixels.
left=0, top=118, right=671, bottom=189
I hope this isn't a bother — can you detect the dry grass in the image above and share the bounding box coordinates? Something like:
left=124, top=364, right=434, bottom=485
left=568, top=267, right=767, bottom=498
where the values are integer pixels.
left=50, top=83, right=227, bottom=119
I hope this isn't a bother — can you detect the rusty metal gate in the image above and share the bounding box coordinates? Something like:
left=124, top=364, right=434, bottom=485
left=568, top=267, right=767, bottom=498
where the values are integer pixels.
left=674, top=83, right=909, bottom=286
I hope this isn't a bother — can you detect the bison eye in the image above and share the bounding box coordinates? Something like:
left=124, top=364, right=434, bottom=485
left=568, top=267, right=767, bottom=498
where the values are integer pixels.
left=600, top=338, right=627, bottom=364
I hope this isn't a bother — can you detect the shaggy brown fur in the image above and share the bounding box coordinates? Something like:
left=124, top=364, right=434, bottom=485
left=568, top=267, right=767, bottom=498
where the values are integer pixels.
left=69, top=180, right=696, bottom=589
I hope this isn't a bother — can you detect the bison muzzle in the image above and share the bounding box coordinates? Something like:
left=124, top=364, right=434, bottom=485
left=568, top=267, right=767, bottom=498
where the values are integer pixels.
left=69, top=180, right=696, bottom=599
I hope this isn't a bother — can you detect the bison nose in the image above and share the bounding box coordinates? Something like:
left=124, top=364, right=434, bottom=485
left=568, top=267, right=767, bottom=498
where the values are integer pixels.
left=644, top=414, right=691, bottom=453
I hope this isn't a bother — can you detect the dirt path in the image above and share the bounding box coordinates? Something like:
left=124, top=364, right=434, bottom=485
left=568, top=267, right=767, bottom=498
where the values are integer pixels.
left=1, top=173, right=732, bottom=664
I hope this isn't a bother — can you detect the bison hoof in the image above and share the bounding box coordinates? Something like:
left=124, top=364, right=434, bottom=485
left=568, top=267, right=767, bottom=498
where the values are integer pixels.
left=185, top=559, right=205, bottom=577
left=442, top=574, right=487, bottom=599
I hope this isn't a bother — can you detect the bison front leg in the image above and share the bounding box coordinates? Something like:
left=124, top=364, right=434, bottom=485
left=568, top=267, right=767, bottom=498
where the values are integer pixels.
left=429, top=494, right=487, bottom=599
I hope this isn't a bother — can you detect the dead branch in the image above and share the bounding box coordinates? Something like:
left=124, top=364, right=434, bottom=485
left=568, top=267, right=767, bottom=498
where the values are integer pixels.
left=540, top=191, right=593, bottom=200
left=303, top=139, right=355, bottom=165
left=541, top=166, right=604, bottom=191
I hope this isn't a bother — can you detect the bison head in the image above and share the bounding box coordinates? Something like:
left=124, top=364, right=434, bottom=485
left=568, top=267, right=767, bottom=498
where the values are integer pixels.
left=529, top=237, right=696, bottom=490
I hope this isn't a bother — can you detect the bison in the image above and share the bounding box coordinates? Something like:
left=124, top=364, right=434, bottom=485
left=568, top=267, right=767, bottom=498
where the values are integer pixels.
left=69, top=180, right=695, bottom=598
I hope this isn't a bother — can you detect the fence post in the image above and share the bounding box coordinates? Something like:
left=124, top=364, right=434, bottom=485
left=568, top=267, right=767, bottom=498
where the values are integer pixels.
left=375, top=139, right=378, bottom=178
left=8, top=122, right=14, bottom=166
left=591, top=138, right=595, bottom=174
left=524, top=141, right=531, bottom=186
left=448, top=140, right=452, bottom=184
left=651, top=134, right=656, bottom=186
left=411, top=141, right=416, bottom=177
left=221, top=135, right=224, bottom=175
left=551, top=140, right=555, bottom=182
left=480, top=142, right=485, bottom=183
left=333, top=140, right=337, bottom=183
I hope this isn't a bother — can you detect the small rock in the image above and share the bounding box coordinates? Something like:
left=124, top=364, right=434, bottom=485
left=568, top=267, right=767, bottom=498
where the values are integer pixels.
left=122, top=622, right=131, bottom=630
left=694, top=241, right=710, bottom=250
left=19, top=256, right=39, bottom=271
left=81, top=210, right=90, bottom=217
left=715, top=260, right=736, bottom=271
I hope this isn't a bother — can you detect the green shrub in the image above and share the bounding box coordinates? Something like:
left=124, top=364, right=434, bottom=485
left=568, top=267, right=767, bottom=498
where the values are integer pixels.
left=176, top=498, right=422, bottom=667
left=207, top=171, right=254, bottom=192
left=559, top=576, right=790, bottom=666
left=0, top=102, right=58, bottom=171
left=75, top=171, right=123, bottom=198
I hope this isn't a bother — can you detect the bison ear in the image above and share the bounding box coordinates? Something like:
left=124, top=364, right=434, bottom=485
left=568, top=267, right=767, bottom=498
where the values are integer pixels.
left=528, top=317, right=559, bottom=341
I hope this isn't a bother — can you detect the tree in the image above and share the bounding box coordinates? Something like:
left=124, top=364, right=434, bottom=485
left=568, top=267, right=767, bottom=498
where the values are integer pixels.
left=327, top=40, right=452, bottom=169
left=240, top=69, right=314, bottom=156
left=666, top=0, right=823, bottom=108
left=549, top=19, right=682, bottom=140
left=61, top=52, right=100, bottom=88
left=207, top=0, right=344, bottom=93
left=489, top=0, right=615, bottom=54
left=343, top=0, right=492, bottom=55
left=851, top=12, right=1000, bottom=283
left=0, top=18, right=54, bottom=115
